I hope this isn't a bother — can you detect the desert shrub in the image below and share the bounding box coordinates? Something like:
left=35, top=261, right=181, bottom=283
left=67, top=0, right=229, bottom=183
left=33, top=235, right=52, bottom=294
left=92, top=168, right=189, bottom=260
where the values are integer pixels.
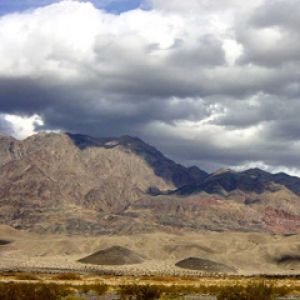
left=217, top=282, right=276, bottom=300
left=0, top=282, right=71, bottom=300
left=78, top=283, right=108, bottom=295
left=62, top=296, right=85, bottom=300
left=156, top=284, right=220, bottom=296
left=155, top=281, right=292, bottom=299
left=53, top=273, right=81, bottom=280
left=119, top=284, right=161, bottom=300
left=15, top=273, right=40, bottom=281
left=78, top=284, right=90, bottom=294
left=160, top=281, right=296, bottom=298
left=157, top=284, right=198, bottom=295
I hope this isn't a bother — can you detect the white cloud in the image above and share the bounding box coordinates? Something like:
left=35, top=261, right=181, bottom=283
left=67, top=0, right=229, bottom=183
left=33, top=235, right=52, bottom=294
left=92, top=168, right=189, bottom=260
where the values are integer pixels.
left=1, top=114, right=44, bottom=139
left=0, top=0, right=239, bottom=81
left=0, top=0, right=299, bottom=172
left=232, top=161, right=300, bottom=177
left=0, top=1, right=101, bottom=78
left=145, top=118, right=264, bottom=150
left=147, top=0, right=264, bottom=14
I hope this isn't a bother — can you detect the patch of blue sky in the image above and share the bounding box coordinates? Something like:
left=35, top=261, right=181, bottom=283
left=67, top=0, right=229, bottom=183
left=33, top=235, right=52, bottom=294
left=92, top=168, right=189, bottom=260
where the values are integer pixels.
left=98, top=0, right=147, bottom=13
left=0, top=0, right=57, bottom=15
left=0, top=0, right=148, bottom=16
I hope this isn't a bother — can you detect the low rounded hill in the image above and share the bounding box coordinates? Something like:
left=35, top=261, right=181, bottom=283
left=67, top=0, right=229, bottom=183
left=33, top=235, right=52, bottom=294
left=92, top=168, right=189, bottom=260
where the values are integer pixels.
left=175, top=257, right=236, bottom=274
left=78, top=246, right=144, bottom=265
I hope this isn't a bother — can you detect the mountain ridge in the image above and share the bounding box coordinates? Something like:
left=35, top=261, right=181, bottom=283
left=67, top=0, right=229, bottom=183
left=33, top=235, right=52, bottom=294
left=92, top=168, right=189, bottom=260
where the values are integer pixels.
left=0, top=131, right=299, bottom=235
left=67, top=132, right=209, bottom=188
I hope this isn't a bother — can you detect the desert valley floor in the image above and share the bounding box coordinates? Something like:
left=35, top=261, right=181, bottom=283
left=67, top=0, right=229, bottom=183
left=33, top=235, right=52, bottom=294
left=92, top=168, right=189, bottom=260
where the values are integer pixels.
left=0, top=225, right=300, bottom=276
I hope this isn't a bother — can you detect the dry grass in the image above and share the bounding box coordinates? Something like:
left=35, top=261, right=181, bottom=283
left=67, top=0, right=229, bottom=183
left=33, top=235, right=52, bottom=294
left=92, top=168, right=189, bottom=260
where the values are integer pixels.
left=52, top=273, right=81, bottom=281
left=119, top=284, right=162, bottom=300
left=117, top=280, right=300, bottom=299
left=15, top=273, right=40, bottom=281
left=62, top=296, right=85, bottom=300
left=0, top=273, right=299, bottom=300
left=0, top=282, right=72, bottom=300
left=78, top=283, right=108, bottom=295
left=216, top=282, right=285, bottom=300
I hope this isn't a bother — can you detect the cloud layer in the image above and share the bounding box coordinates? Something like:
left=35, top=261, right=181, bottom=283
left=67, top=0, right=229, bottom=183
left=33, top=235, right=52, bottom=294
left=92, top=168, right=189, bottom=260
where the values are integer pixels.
left=0, top=0, right=300, bottom=174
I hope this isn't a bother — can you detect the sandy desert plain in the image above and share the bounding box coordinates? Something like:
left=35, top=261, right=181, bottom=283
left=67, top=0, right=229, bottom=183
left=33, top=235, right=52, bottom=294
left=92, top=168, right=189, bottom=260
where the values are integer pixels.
left=1, top=224, right=300, bottom=299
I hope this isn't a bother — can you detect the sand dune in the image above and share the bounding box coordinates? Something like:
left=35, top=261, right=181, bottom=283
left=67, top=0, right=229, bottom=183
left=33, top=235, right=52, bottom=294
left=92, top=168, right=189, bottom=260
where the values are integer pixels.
left=78, top=246, right=144, bottom=265
left=275, top=255, right=300, bottom=270
left=0, top=240, right=10, bottom=246
left=175, top=257, right=236, bottom=273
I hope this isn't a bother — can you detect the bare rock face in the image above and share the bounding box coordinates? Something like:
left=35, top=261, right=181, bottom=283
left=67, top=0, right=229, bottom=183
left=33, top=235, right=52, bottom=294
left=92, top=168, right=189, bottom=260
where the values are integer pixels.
left=0, top=132, right=175, bottom=233
left=0, top=132, right=299, bottom=235
left=68, top=133, right=209, bottom=188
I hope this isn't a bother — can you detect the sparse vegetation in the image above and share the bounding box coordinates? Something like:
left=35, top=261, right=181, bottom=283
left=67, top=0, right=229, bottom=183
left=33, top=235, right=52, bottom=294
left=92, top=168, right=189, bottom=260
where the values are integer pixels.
left=120, top=284, right=162, bottom=300
left=117, top=280, right=298, bottom=299
left=52, top=273, right=81, bottom=281
left=217, top=282, right=273, bottom=300
left=62, top=296, right=85, bottom=300
left=79, top=283, right=108, bottom=295
left=0, top=282, right=72, bottom=300
left=15, top=273, right=40, bottom=281
left=0, top=276, right=299, bottom=300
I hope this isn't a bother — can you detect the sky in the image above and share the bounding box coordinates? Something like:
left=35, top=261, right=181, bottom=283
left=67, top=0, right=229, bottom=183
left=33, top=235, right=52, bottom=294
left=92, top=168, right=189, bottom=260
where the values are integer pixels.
left=0, top=0, right=300, bottom=174
left=0, top=0, right=145, bottom=15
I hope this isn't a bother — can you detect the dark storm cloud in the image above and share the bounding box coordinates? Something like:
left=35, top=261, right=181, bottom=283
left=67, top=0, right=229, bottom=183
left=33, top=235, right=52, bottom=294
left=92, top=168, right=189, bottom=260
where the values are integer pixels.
left=237, top=0, right=300, bottom=67
left=0, top=115, right=14, bottom=136
left=250, top=0, right=300, bottom=31
left=0, top=77, right=66, bottom=114
left=145, top=123, right=300, bottom=172
left=0, top=75, right=213, bottom=137
left=166, top=35, right=226, bottom=67
left=1, top=0, right=300, bottom=174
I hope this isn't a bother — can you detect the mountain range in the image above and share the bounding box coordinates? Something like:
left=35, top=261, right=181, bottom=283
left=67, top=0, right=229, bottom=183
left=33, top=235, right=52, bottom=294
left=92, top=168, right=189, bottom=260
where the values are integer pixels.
left=0, top=132, right=299, bottom=235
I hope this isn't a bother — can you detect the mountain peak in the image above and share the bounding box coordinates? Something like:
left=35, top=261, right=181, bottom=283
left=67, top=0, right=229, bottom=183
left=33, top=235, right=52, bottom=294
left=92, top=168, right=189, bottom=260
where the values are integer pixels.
left=66, top=132, right=208, bottom=188
left=212, top=168, right=235, bottom=176
left=0, top=131, right=300, bottom=235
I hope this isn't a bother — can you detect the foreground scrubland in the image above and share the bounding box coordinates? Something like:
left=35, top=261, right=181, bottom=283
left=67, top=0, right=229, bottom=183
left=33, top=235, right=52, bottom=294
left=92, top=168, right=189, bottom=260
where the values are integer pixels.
left=0, top=272, right=300, bottom=300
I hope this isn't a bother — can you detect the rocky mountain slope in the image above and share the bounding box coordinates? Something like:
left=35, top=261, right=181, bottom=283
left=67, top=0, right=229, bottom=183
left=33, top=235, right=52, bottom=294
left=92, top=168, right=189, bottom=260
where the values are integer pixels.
left=0, top=132, right=299, bottom=235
